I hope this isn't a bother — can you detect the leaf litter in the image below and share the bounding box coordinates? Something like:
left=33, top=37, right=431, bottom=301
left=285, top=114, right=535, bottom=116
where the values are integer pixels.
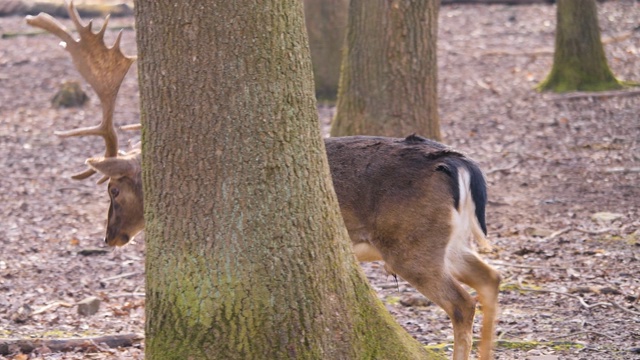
left=1, top=1, right=638, bottom=359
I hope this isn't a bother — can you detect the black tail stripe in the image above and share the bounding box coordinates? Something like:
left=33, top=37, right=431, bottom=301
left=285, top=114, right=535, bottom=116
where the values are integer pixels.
left=467, top=161, right=488, bottom=235
left=436, top=158, right=488, bottom=236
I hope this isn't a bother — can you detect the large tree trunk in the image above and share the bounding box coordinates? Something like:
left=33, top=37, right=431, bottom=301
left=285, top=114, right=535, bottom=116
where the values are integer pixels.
left=303, top=0, right=349, bottom=102
left=331, top=0, right=441, bottom=141
left=537, top=0, right=622, bottom=92
left=135, top=1, right=439, bottom=359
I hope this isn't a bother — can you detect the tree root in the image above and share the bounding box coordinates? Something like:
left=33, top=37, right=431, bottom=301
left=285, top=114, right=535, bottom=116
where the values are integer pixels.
left=516, top=285, right=640, bottom=315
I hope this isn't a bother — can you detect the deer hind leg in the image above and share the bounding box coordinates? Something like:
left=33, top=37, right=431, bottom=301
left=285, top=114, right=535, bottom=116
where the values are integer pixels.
left=385, top=253, right=476, bottom=360
left=449, top=251, right=500, bottom=360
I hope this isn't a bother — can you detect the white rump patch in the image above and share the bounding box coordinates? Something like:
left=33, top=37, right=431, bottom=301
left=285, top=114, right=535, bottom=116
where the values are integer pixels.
left=353, top=243, right=383, bottom=262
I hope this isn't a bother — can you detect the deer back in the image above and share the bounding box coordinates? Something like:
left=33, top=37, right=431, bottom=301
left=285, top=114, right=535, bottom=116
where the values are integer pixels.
left=325, top=134, right=487, bottom=253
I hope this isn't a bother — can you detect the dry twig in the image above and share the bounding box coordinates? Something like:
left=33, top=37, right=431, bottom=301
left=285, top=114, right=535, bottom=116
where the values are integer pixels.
left=610, top=301, right=640, bottom=317
left=491, top=261, right=593, bottom=271
left=542, top=227, right=572, bottom=241
left=603, top=167, right=640, bottom=174
left=109, top=292, right=146, bottom=298
left=574, top=227, right=614, bottom=235
left=0, top=333, right=143, bottom=356
left=101, top=271, right=143, bottom=282
left=32, top=301, right=73, bottom=315
left=514, top=285, right=639, bottom=314
left=553, top=330, right=616, bottom=341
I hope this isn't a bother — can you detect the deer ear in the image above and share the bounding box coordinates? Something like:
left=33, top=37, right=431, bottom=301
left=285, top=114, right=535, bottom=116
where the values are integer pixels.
left=86, top=157, right=137, bottom=179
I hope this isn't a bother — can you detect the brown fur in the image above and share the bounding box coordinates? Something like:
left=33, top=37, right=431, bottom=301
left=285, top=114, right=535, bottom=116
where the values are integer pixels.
left=326, top=135, right=499, bottom=360
left=92, top=135, right=499, bottom=360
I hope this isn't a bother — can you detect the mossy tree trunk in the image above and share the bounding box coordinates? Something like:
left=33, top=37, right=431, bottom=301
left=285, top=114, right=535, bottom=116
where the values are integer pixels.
left=330, top=0, right=441, bottom=141
left=303, top=0, right=349, bottom=102
left=537, top=0, right=622, bottom=92
left=135, top=1, right=441, bottom=359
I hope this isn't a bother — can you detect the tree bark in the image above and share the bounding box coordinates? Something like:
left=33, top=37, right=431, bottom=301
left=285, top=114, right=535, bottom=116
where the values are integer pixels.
left=303, top=0, right=350, bottom=102
left=135, top=1, right=440, bottom=359
left=331, top=0, right=441, bottom=141
left=537, top=0, right=622, bottom=92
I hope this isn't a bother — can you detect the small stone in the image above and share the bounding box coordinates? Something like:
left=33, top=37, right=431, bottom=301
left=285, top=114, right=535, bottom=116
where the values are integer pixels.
left=526, top=356, right=559, bottom=360
left=77, top=296, right=101, bottom=316
left=11, top=304, right=32, bottom=323
left=400, top=294, right=431, bottom=307
left=51, top=81, right=88, bottom=108
left=523, top=226, right=553, bottom=238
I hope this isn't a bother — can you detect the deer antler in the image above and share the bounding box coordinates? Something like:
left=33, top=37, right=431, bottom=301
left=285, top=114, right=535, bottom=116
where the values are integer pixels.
left=26, top=0, right=135, bottom=183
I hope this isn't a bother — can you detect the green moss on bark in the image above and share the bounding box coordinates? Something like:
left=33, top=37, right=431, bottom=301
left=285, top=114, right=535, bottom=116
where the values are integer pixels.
left=536, top=52, right=623, bottom=92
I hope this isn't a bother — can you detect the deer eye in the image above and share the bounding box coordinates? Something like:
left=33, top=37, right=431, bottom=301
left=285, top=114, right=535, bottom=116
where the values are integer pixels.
left=110, top=187, right=120, bottom=198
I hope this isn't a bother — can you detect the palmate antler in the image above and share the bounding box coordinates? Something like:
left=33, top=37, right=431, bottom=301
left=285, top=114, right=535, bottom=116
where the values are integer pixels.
left=26, top=1, right=135, bottom=183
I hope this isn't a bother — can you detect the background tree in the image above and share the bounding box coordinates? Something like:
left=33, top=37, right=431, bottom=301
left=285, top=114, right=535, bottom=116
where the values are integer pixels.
left=135, top=1, right=440, bottom=358
left=537, top=0, right=623, bottom=92
left=331, top=0, right=441, bottom=140
left=303, top=0, right=350, bottom=102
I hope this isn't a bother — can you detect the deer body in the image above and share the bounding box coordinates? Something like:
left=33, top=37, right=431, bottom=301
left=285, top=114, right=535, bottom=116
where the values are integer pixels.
left=90, top=134, right=501, bottom=360
left=28, top=3, right=499, bottom=359
left=328, top=135, right=499, bottom=360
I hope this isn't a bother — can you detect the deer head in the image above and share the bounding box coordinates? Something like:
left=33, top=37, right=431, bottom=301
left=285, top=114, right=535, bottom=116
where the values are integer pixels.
left=86, top=150, right=144, bottom=246
left=26, top=1, right=142, bottom=246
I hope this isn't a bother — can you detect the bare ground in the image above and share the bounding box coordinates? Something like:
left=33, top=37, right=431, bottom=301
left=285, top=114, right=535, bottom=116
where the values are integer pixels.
left=1, top=2, right=639, bottom=359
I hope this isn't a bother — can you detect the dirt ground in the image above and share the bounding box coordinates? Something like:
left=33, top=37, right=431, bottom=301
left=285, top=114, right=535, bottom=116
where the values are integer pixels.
left=1, top=2, right=639, bottom=359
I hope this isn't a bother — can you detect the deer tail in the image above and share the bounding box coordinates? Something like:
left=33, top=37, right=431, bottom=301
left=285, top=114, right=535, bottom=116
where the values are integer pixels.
left=463, top=159, right=491, bottom=251
left=438, top=156, right=491, bottom=252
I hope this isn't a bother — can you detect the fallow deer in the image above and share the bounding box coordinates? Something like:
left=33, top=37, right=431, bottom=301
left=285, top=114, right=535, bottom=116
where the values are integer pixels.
left=27, top=3, right=500, bottom=359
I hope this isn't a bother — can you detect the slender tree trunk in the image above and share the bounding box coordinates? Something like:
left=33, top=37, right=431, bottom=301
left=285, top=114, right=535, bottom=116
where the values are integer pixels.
left=303, top=0, right=350, bottom=102
left=135, top=1, right=440, bottom=359
left=537, top=0, right=622, bottom=92
left=331, top=0, right=441, bottom=141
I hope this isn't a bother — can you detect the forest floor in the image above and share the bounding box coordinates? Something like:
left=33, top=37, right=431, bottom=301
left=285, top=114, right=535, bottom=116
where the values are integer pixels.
left=1, top=1, right=639, bottom=359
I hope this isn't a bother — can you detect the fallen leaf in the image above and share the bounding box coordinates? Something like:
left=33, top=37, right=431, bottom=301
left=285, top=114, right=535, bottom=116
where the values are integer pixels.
left=591, top=212, right=624, bottom=222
